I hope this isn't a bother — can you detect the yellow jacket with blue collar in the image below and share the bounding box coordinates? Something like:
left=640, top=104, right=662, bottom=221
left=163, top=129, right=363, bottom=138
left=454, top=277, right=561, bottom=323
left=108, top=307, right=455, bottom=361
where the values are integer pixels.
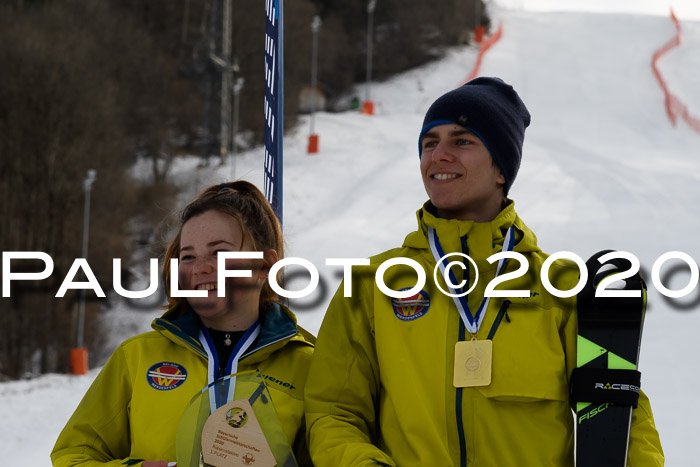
left=51, top=303, right=314, bottom=466
left=305, top=201, right=663, bottom=466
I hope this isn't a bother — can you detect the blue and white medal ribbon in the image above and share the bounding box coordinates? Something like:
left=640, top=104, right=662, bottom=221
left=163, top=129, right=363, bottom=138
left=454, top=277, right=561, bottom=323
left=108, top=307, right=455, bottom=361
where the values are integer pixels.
left=428, top=225, right=515, bottom=336
left=199, top=321, right=261, bottom=414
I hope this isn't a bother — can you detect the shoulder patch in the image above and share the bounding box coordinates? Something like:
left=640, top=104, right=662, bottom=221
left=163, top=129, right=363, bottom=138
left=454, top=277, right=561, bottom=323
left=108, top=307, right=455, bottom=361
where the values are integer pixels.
left=392, top=288, right=431, bottom=321
left=147, top=362, right=188, bottom=390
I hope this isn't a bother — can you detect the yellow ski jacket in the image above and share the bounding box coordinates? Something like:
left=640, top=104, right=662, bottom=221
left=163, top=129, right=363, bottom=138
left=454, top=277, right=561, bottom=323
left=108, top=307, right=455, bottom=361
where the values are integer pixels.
left=52, top=303, right=314, bottom=466
left=305, top=201, right=663, bottom=466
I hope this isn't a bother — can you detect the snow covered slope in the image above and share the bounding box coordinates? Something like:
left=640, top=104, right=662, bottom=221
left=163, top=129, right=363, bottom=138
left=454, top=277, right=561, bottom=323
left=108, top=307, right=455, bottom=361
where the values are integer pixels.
left=3, top=9, right=699, bottom=465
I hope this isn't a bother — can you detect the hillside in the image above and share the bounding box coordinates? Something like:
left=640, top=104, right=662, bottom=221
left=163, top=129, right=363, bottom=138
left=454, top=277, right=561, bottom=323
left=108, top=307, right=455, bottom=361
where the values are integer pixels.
left=3, top=8, right=699, bottom=465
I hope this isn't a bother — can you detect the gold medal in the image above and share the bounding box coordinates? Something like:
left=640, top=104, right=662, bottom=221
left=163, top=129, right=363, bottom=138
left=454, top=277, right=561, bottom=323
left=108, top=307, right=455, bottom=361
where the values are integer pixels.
left=453, top=339, right=493, bottom=387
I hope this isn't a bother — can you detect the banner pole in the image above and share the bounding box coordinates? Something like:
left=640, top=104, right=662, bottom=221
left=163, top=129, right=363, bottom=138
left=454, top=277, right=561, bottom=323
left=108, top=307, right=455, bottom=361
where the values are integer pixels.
left=263, top=0, right=283, bottom=226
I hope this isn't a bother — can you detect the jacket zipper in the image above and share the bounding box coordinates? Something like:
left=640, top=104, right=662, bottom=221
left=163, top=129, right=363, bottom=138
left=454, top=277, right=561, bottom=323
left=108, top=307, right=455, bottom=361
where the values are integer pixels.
left=456, top=234, right=468, bottom=467
left=240, top=330, right=298, bottom=360
left=456, top=320, right=468, bottom=467
left=487, top=300, right=512, bottom=341
left=454, top=239, right=513, bottom=466
left=154, top=319, right=208, bottom=358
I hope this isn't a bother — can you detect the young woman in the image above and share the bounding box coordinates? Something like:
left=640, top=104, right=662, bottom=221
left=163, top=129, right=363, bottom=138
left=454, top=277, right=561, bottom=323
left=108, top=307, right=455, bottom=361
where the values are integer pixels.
left=52, top=181, right=314, bottom=466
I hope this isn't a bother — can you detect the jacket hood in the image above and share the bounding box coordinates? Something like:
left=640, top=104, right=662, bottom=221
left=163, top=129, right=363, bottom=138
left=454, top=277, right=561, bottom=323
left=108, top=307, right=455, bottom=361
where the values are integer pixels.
left=403, top=199, right=541, bottom=261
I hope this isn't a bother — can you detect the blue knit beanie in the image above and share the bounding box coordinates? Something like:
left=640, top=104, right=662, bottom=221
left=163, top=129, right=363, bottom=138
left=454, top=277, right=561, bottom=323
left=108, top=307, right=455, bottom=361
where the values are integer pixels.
left=418, top=77, right=531, bottom=195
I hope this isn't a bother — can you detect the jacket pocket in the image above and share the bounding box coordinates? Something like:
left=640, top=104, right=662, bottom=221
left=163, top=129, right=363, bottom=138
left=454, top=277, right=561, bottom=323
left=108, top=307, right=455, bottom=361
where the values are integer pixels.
left=475, top=302, right=569, bottom=402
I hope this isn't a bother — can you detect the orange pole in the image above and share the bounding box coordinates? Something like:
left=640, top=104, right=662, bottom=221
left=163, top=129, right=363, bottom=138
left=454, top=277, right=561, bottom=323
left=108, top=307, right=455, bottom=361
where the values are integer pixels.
left=70, top=347, right=89, bottom=375
left=308, top=134, right=320, bottom=154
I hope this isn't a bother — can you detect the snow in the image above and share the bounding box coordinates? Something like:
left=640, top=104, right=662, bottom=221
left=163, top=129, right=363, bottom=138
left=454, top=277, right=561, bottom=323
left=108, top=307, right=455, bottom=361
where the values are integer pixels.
left=4, top=8, right=700, bottom=465
left=496, top=0, right=700, bottom=21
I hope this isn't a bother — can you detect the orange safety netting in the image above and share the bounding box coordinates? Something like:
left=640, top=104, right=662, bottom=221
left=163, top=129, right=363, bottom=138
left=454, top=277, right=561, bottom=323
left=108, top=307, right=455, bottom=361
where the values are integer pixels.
left=651, top=10, right=700, bottom=133
left=462, top=23, right=504, bottom=85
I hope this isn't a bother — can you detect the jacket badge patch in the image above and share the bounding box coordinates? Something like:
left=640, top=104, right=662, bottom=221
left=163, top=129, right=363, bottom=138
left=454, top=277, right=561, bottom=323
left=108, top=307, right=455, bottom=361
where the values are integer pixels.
left=147, top=362, right=188, bottom=390
left=392, top=288, right=431, bottom=321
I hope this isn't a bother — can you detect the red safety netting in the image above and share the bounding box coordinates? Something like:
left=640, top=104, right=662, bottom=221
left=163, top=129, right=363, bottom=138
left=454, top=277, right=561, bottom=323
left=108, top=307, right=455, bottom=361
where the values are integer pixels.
left=462, top=23, right=504, bottom=85
left=651, top=10, right=700, bottom=133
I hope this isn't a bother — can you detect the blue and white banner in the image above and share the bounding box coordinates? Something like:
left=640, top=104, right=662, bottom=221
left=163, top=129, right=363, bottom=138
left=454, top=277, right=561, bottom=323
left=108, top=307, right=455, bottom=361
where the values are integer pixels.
left=264, top=0, right=284, bottom=224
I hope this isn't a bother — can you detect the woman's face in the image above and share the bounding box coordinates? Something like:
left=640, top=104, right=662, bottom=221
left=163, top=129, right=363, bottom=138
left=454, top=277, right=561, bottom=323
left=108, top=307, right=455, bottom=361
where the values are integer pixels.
left=178, top=210, right=265, bottom=330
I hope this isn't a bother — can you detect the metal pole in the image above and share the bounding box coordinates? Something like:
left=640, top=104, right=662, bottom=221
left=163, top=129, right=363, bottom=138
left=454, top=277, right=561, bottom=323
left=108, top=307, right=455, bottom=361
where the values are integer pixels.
left=310, top=16, right=321, bottom=135
left=475, top=0, right=482, bottom=28
left=231, top=76, right=244, bottom=181
left=76, top=169, right=96, bottom=349
left=365, top=0, right=377, bottom=103
left=220, top=0, right=233, bottom=164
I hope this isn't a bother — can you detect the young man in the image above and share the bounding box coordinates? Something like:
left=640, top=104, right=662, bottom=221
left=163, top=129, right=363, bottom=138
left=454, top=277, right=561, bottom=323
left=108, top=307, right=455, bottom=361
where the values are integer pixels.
left=304, top=77, right=664, bottom=466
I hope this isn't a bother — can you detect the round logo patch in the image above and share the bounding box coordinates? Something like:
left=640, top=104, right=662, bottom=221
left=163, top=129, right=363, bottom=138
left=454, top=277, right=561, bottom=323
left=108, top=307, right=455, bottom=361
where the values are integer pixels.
left=147, top=362, right=188, bottom=391
left=226, top=407, right=248, bottom=428
left=392, top=288, right=431, bottom=321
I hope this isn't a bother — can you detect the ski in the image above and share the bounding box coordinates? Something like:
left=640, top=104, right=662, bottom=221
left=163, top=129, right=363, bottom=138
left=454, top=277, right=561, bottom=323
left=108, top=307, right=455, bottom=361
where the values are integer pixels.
left=572, top=250, right=647, bottom=466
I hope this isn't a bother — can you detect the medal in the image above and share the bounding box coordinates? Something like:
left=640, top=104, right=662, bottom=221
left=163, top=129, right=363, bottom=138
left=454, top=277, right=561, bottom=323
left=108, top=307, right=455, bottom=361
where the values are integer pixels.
left=178, top=327, right=298, bottom=467
left=177, top=372, right=298, bottom=467
left=201, top=399, right=276, bottom=467
left=429, top=225, right=514, bottom=390
left=454, top=338, right=493, bottom=387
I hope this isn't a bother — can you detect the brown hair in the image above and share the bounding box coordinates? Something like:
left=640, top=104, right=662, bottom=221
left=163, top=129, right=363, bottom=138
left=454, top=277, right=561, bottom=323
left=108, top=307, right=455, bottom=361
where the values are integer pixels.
left=161, top=180, right=283, bottom=318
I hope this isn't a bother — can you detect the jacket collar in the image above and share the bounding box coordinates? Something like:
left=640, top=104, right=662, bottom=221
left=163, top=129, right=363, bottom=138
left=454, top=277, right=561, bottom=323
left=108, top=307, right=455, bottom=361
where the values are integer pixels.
left=403, top=199, right=540, bottom=261
left=152, top=302, right=312, bottom=363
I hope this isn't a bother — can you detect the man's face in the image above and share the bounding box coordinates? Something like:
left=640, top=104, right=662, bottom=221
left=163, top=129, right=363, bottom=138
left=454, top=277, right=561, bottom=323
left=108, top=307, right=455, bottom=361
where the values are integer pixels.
left=420, top=124, right=505, bottom=222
